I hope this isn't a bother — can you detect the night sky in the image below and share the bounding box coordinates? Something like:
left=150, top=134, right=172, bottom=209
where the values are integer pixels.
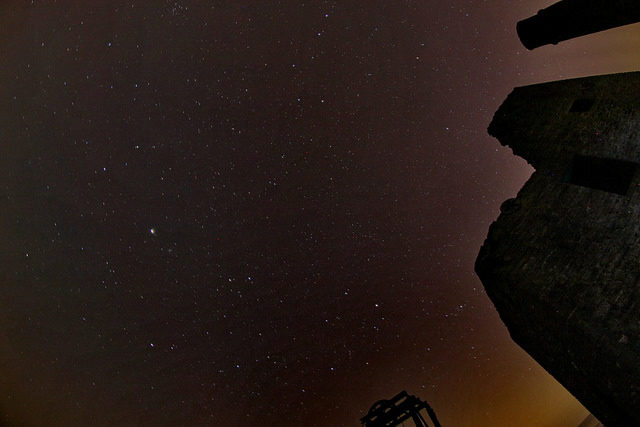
left=2, top=1, right=640, bottom=426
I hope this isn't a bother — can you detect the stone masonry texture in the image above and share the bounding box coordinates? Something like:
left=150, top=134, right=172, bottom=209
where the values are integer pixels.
left=476, top=71, right=640, bottom=426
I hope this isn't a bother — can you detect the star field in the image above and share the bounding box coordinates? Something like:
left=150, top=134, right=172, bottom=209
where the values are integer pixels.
left=2, top=1, right=640, bottom=426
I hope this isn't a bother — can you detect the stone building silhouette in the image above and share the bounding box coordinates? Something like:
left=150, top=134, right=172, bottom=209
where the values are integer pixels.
left=476, top=71, right=640, bottom=425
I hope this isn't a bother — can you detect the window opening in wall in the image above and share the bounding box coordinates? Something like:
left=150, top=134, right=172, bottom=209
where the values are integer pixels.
left=566, top=155, right=637, bottom=195
left=569, top=98, right=595, bottom=112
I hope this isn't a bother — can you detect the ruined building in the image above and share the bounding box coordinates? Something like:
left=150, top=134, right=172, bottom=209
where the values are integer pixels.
left=476, top=71, right=640, bottom=425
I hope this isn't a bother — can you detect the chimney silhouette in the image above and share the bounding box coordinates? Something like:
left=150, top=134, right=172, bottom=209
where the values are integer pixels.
left=517, top=0, right=640, bottom=50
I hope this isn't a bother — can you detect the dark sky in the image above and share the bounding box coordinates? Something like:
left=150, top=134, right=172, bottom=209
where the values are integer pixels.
left=1, top=1, right=639, bottom=425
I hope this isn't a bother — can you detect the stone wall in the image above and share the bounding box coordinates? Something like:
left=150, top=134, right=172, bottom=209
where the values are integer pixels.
left=476, top=71, right=640, bottom=425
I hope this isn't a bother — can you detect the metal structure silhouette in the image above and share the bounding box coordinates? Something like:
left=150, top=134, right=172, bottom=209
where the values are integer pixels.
left=360, top=391, right=441, bottom=427
left=516, top=0, right=640, bottom=50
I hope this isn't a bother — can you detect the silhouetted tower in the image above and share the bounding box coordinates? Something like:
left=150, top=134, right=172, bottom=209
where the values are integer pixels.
left=516, top=0, right=640, bottom=50
left=360, top=391, right=441, bottom=427
left=477, top=71, right=640, bottom=426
